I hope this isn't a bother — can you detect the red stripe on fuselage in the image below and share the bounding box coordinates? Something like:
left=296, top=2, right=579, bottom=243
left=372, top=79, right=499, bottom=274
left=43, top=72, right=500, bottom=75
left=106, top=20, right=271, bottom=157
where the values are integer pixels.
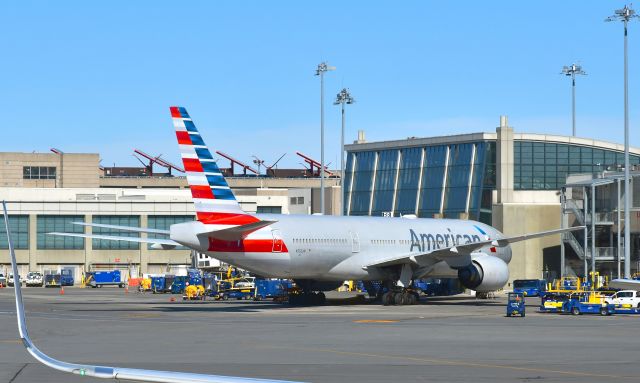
left=183, top=158, right=203, bottom=172
left=170, top=106, right=182, bottom=118
left=176, top=131, right=192, bottom=145
left=196, top=212, right=260, bottom=225
left=208, top=238, right=288, bottom=253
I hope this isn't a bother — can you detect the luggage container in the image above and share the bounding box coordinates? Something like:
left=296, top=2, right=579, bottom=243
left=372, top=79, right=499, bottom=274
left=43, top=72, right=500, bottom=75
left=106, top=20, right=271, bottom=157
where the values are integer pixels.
left=151, top=276, right=167, bottom=293
left=87, top=270, right=124, bottom=288
left=254, top=279, right=292, bottom=301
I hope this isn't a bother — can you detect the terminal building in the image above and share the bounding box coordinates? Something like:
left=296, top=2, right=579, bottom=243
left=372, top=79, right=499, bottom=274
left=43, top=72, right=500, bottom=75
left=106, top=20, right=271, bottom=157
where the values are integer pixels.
left=344, top=116, right=640, bottom=283
left=0, top=151, right=340, bottom=281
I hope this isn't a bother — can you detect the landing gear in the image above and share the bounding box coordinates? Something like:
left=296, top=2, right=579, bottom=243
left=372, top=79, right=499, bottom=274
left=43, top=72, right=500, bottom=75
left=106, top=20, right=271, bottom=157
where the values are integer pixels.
left=382, top=290, right=418, bottom=306
left=288, top=291, right=326, bottom=306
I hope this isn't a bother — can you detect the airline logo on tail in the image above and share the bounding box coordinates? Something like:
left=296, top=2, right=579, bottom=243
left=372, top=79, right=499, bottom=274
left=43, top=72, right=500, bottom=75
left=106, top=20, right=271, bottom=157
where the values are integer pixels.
left=171, top=106, right=258, bottom=226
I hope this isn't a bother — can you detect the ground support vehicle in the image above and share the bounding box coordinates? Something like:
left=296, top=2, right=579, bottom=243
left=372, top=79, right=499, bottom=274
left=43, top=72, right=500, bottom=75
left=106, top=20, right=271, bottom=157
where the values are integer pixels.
left=182, top=284, right=205, bottom=300
left=60, top=269, right=74, bottom=286
left=513, top=279, right=546, bottom=297
left=170, top=276, right=188, bottom=294
left=539, top=292, right=571, bottom=313
left=44, top=273, right=61, bottom=288
left=25, top=272, right=43, bottom=287
left=604, top=290, right=640, bottom=308
left=506, top=292, right=525, bottom=317
left=562, top=292, right=613, bottom=316
left=7, top=273, right=20, bottom=287
left=86, top=270, right=125, bottom=288
left=151, top=276, right=169, bottom=293
left=254, top=279, right=292, bottom=301
left=611, top=305, right=640, bottom=314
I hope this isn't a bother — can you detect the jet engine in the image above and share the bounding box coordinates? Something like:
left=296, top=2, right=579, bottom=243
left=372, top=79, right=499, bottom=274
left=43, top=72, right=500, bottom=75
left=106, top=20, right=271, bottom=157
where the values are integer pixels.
left=457, top=255, right=509, bottom=292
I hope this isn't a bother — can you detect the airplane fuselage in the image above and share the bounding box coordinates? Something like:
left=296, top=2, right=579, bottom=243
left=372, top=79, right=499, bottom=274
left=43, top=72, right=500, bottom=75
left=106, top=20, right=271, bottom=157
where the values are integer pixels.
left=195, top=214, right=512, bottom=282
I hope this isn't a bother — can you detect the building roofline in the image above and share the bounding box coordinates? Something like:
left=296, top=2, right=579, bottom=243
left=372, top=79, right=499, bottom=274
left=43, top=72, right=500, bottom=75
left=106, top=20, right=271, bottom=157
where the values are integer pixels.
left=345, top=131, right=640, bottom=155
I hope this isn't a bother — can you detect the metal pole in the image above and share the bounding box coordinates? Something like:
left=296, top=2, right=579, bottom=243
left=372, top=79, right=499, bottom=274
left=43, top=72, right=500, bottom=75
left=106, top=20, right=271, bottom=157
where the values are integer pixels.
left=591, top=184, right=596, bottom=284
left=618, top=178, right=622, bottom=279
left=624, top=19, right=632, bottom=279
left=320, top=70, right=325, bottom=215
left=560, top=188, right=566, bottom=278
left=572, top=75, right=576, bottom=137
left=584, top=187, right=588, bottom=279
left=340, top=101, right=345, bottom=216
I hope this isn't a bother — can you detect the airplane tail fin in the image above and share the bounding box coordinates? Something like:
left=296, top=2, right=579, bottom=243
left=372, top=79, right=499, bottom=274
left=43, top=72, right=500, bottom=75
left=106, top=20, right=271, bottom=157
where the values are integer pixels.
left=171, top=106, right=258, bottom=226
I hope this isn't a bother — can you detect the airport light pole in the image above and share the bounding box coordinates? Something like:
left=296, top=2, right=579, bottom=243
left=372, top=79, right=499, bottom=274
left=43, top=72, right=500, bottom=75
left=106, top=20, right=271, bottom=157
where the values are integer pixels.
left=334, top=88, right=355, bottom=215
left=561, top=64, right=586, bottom=137
left=606, top=5, right=638, bottom=279
left=316, top=62, right=335, bottom=215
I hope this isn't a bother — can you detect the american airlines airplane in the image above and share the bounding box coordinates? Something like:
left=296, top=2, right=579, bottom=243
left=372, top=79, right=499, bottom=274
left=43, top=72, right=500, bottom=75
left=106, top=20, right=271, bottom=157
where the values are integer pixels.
left=52, top=106, right=583, bottom=306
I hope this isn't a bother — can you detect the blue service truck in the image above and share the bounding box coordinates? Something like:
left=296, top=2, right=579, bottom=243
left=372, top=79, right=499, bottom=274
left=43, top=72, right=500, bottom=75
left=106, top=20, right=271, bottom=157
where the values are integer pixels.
left=513, top=279, right=546, bottom=297
left=87, top=270, right=125, bottom=288
left=254, top=279, right=292, bottom=301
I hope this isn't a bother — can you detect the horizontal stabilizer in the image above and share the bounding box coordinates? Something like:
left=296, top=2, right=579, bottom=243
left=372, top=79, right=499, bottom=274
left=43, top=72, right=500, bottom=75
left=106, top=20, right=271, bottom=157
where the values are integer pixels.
left=201, top=220, right=277, bottom=241
left=48, top=232, right=178, bottom=248
left=366, top=226, right=585, bottom=269
left=72, top=222, right=170, bottom=235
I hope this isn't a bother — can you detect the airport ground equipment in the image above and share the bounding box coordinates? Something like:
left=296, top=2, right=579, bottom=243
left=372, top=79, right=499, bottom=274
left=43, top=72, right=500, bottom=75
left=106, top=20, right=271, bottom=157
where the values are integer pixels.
left=44, top=273, right=61, bottom=288
left=254, top=279, right=292, bottom=301
left=151, top=276, right=168, bottom=293
left=540, top=292, right=571, bottom=313
left=170, top=276, right=188, bottom=294
left=60, top=268, right=74, bottom=286
left=26, top=271, right=43, bottom=287
left=183, top=284, right=205, bottom=300
left=562, top=292, right=613, bottom=316
left=0, top=272, right=5, bottom=287
left=513, top=279, right=546, bottom=297
left=506, top=292, right=525, bottom=317
left=87, top=270, right=125, bottom=288
left=604, top=290, right=640, bottom=308
left=2, top=201, right=300, bottom=383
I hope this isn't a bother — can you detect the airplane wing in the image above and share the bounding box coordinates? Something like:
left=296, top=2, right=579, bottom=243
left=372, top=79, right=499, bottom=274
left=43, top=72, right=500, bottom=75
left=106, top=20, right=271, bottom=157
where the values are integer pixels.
left=365, top=226, right=585, bottom=269
left=608, top=279, right=640, bottom=290
left=3, top=201, right=300, bottom=383
left=71, top=221, right=171, bottom=235
left=47, top=232, right=179, bottom=247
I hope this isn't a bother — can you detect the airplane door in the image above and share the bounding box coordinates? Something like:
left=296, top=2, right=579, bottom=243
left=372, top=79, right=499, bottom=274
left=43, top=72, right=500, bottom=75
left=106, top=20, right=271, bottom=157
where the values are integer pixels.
left=272, top=229, right=283, bottom=253
left=349, top=231, right=360, bottom=253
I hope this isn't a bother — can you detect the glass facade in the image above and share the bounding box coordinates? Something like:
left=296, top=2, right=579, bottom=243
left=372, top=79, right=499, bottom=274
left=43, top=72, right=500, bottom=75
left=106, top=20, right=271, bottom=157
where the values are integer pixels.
left=345, top=141, right=495, bottom=223
left=0, top=215, right=29, bottom=249
left=37, top=215, right=84, bottom=249
left=514, top=141, right=640, bottom=190
left=371, top=150, right=399, bottom=216
left=92, top=216, right=140, bottom=250
left=147, top=215, right=193, bottom=250
left=346, top=137, right=640, bottom=225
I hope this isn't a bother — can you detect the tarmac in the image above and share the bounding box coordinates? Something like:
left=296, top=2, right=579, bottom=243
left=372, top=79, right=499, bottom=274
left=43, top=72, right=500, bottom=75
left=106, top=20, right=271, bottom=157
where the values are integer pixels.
left=1, top=287, right=639, bottom=383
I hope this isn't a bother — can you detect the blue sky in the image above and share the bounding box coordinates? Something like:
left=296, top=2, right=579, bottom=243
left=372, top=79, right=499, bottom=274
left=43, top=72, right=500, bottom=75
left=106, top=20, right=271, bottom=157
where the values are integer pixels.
left=1, top=1, right=639, bottom=170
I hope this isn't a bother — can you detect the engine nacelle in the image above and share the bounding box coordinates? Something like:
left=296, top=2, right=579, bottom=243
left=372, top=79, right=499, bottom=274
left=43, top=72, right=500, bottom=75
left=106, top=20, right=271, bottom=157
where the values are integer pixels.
left=457, top=255, right=509, bottom=292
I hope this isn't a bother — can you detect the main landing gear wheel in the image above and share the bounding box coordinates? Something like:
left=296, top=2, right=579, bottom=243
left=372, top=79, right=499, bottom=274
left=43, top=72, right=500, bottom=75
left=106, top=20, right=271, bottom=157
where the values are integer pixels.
left=383, top=291, right=418, bottom=306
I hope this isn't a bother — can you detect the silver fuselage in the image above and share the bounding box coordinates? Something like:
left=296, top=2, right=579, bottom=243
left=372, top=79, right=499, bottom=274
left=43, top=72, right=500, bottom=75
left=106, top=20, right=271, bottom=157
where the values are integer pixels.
left=188, top=215, right=511, bottom=282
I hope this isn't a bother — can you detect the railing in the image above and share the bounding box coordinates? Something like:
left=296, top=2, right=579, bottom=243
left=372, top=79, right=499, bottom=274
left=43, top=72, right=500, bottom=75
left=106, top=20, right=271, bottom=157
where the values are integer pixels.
left=564, top=199, right=586, bottom=225
left=562, top=231, right=585, bottom=260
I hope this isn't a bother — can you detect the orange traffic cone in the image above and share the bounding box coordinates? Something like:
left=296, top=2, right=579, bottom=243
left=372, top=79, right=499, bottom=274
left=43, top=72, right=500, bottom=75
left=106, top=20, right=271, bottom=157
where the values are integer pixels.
left=169, top=297, right=176, bottom=302
left=60, top=286, right=65, bottom=295
left=124, top=285, right=129, bottom=294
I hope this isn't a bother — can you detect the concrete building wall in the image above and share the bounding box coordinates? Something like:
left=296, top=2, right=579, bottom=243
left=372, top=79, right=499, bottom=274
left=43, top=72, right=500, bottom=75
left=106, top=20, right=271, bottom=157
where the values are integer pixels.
left=0, top=152, right=99, bottom=188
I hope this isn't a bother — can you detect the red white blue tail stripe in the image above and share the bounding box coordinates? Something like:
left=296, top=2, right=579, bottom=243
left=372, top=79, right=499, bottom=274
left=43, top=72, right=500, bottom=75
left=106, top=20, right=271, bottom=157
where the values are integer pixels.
left=171, top=106, right=258, bottom=225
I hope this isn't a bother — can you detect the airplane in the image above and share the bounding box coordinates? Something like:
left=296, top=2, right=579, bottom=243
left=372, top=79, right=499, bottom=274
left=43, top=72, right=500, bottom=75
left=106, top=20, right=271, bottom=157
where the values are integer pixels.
left=2, top=202, right=299, bottom=383
left=51, top=106, right=584, bottom=306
